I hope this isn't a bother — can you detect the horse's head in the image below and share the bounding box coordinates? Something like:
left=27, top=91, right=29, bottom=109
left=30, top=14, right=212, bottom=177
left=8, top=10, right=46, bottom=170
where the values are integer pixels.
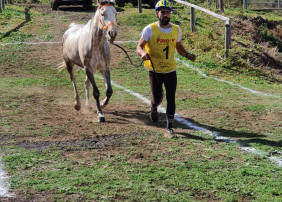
left=98, top=0, right=117, bottom=43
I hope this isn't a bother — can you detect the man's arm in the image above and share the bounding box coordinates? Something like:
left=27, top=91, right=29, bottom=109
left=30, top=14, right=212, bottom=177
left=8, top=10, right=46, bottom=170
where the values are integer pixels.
left=136, top=38, right=150, bottom=61
left=176, top=41, right=196, bottom=62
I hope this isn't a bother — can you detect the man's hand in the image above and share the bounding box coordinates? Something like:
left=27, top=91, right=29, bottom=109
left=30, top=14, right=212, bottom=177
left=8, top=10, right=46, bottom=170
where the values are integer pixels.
left=187, top=53, right=196, bottom=62
left=136, top=38, right=149, bottom=60
left=140, top=52, right=150, bottom=61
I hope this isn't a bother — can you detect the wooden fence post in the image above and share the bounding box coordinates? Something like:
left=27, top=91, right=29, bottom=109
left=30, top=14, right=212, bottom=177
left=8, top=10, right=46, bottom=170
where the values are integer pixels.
left=243, top=0, right=247, bottom=9
left=138, top=0, right=142, bottom=13
left=0, top=0, right=2, bottom=14
left=219, top=0, right=224, bottom=12
left=278, top=0, right=281, bottom=9
left=225, top=20, right=231, bottom=58
left=190, top=7, right=196, bottom=32
left=207, top=0, right=210, bottom=8
left=228, top=19, right=231, bottom=48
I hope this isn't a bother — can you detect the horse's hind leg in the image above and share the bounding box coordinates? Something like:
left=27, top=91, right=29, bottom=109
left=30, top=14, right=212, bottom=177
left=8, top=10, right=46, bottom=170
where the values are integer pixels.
left=85, top=76, right=92, bottom=109
left=66, top=62, right=81, bottom=110
left=85, top=68, right=105, bottom=122
left=100, top=69, right=113, bottom=109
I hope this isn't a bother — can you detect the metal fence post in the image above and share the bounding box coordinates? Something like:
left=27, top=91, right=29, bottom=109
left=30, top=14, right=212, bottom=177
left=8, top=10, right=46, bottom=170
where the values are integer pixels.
left=243, top=0, right=247, bottom=9
left=190, top=7, right=196, bottom=32
left=278, top=0, right=281, bottom=8
left=2, top=0, right=5, bottom=10
left=0, top=0, right=2, bottom=13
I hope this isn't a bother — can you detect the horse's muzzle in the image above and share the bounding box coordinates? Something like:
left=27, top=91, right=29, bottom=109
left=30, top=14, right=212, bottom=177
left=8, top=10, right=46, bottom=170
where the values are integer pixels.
left=108, top=30, right=117, bottom=43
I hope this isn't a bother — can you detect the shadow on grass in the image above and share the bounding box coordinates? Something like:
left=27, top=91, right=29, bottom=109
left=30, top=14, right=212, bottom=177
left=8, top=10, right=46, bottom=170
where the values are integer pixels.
left=108, top=109, right=281, bottom=148
left=0, top=7, right=31, bottom=41
left=177, top=116, right=281, bottom=148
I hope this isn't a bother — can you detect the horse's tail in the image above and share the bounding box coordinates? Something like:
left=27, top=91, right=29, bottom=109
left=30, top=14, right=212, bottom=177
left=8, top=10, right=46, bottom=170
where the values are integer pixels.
left=57, top=61, right=66, bottom=72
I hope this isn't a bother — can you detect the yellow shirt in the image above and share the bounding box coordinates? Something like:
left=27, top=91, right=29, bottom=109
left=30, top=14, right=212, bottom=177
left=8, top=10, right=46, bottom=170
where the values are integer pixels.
left=144, top=23, right=179, bottom=73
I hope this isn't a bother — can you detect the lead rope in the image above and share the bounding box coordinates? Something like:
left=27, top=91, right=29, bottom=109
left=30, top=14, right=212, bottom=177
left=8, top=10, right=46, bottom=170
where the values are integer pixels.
left=147, top=56, right=164, bottom=114
left=111, top=42, right=143, bottom=67
left=111, top=42, right=163, bottom=114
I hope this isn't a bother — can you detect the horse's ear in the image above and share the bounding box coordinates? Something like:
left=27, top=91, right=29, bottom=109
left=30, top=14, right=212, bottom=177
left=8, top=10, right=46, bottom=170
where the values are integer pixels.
left=109, top=0, right=115, bottom=4
left=97, top=0, right=101, bottom=5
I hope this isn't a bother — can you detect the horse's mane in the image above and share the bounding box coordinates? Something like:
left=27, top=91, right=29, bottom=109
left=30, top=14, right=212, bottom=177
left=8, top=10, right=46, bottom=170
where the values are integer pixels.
left=69, top=22, right=85, bottom=29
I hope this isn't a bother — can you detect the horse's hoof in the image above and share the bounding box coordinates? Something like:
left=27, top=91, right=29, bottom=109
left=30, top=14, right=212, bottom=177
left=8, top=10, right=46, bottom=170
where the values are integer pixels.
left=74, top=105, right=81, bottom=111
left=98, top=117, right=106, bottom=123
left=100, top=101, right=107, bottom=109
left=86, top=104, right=93, bottom=110
left=101, top=104, right=107, bottom=109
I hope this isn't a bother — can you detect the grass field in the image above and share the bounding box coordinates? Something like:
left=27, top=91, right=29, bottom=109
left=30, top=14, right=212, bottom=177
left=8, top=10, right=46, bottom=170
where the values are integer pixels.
left=0, top=2, right=281, bottom=201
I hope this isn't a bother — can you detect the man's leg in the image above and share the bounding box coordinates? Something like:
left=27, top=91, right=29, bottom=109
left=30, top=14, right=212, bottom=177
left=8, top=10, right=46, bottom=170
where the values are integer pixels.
left=164, top=71, right=177, bottom=137
left=149, top=71, right=163, bottom=122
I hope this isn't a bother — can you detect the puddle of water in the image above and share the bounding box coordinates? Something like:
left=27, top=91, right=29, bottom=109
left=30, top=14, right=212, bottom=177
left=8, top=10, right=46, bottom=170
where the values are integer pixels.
left=0, top=158, right=14, bottom=197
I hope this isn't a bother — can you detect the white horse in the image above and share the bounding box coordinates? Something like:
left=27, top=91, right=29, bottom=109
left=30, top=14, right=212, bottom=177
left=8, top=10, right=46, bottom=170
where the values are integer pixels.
left=62, top=0, right=117, bottom=122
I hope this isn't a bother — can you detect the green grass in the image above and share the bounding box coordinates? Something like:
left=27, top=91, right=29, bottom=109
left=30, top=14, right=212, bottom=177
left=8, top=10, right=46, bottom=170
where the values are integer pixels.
left=1, top=140, right=281, bottom=201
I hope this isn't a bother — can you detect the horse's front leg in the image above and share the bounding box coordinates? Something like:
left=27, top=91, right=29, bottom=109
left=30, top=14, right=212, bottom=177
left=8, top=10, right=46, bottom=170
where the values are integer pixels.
left=66, top=62, right=81, bottom=111
left=100, top=69, right=113, bottom=109
left=85, top=68, right=105, bottom=122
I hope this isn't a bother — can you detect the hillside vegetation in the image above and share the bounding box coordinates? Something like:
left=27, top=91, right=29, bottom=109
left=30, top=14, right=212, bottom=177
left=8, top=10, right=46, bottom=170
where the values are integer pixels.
left=170, top=0, right=282, bottom=83
left=4, top=0, right=282, bottom=83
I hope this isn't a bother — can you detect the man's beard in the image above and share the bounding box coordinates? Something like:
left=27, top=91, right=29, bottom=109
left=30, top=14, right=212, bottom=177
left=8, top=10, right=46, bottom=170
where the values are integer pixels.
left=159, top=17, right=170, bottom=26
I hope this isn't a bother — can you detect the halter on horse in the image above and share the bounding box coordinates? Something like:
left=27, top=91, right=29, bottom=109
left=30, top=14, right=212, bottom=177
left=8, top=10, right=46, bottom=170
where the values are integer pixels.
left=62, top=0, right=117, bottom=122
